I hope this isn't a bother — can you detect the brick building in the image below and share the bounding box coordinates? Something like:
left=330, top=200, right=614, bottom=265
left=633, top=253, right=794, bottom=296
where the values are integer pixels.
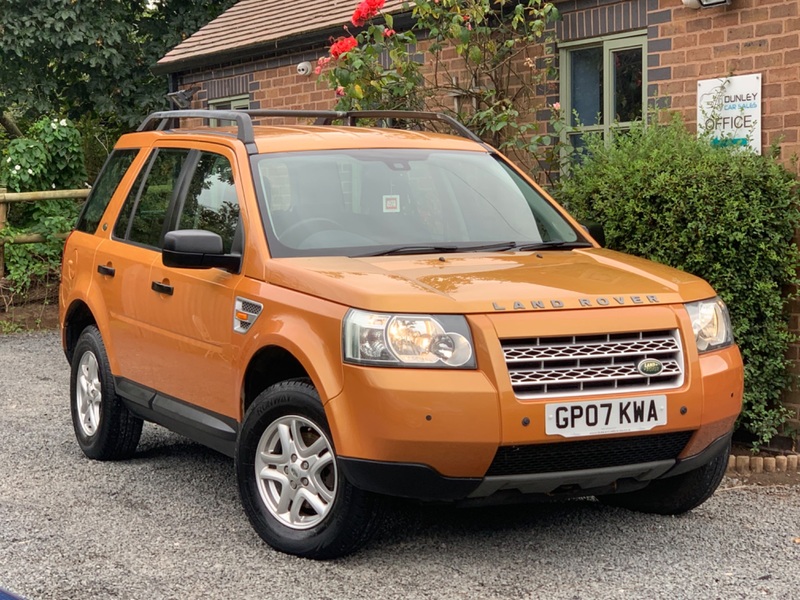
left=155, top=0, right=800, bottom=436
left=155, top=0, right=798, bottom=159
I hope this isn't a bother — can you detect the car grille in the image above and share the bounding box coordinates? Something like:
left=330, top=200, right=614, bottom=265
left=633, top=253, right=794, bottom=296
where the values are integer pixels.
left=502, top=330, right=684, bottom=399
left=486, top=431, right=694, bottom=477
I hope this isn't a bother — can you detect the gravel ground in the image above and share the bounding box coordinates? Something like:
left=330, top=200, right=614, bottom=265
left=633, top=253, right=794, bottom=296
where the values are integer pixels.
left=1, top=331, right=799, bottom=600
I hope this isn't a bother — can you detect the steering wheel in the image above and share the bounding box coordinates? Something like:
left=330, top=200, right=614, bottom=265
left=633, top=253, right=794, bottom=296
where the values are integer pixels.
left=279, top=217, right=345, bottom=246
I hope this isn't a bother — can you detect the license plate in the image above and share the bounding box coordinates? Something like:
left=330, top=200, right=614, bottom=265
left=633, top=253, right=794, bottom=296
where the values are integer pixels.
left=545, top=395, right=667, bottom=438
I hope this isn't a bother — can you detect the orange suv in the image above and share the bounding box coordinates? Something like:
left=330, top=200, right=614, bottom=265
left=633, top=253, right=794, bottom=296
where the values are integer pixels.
left=60, top=110, right=743, bottom=559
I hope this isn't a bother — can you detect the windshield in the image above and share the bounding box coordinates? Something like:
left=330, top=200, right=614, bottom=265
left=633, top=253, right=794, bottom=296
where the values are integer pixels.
left=251, top=149, right=582, bottom=257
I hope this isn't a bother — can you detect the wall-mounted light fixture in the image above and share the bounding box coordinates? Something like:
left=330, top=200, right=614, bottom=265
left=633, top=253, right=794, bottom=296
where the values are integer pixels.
left=682, top=0, right=731, bottom=8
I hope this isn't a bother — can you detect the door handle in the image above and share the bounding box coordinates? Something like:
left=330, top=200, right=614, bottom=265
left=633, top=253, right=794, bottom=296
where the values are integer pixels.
left=151, top=281, right=174, bottom=296
left=97, top=265, right=115, bottom=277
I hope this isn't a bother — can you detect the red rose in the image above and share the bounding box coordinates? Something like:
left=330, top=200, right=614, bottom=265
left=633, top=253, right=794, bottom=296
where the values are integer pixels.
left=351, top=0, right=385, bottom=26
left=330, top=36, right=358, bottom=59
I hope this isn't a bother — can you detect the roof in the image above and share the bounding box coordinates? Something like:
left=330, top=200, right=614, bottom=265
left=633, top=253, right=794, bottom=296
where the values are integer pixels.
left=156, top=0, right=407, bottom=74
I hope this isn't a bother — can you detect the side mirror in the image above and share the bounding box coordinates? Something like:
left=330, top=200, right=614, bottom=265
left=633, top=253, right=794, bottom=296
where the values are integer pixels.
left=581, top=222, right=605, bottom=248
left=162, top=230, right=241, bottom=272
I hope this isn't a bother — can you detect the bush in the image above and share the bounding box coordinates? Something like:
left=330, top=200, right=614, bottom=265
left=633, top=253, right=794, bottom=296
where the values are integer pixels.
left=0, top=117, right=85, bottom=302
left=555, top=115, right=800, bottom=446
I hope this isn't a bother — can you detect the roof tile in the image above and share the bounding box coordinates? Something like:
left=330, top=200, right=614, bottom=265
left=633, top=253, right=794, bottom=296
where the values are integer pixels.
left=158, top=0, right=406, bottom=70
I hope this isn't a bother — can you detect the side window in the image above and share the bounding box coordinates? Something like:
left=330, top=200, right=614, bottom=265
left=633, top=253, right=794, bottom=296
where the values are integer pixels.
left=114, top=149, right=191, bottom=248
left=175, top=152, right=240, bottom=254
left=75, top=149, right=138, bottom=233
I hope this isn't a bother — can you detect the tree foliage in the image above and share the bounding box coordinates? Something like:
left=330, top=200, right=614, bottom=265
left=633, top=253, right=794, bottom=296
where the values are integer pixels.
left=0, top=117, right=87, bottom=302
left=0, top=0, right=237, bottom=129
left=0, top=0, right=237, bottom=309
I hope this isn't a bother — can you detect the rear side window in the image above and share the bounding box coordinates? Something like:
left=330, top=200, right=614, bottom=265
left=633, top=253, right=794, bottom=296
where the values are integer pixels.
left=75, top=149, right=138, bottom=234
left=114, top=149, right=191, bottom=248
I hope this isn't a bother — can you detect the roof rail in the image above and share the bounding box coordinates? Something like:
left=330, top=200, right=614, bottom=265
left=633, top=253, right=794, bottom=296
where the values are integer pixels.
left=138, top=110, right=259, bottom=154
left=311, top=110, right=484, bottom=144
left=137, top=109, right=484, bottom=154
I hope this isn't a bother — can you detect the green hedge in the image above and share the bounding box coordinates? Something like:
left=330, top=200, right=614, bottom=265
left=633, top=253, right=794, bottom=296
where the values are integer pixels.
left=555, top=116, right=800, bottom=446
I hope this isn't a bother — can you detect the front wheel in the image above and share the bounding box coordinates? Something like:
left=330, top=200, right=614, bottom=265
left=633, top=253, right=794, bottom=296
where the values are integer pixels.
left=235, top=380, right=381, bottom=559
left=597, top=441, right=729, bottom=514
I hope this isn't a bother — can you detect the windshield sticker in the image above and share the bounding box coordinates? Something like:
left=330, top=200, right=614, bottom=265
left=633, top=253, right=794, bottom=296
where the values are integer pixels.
left=383, top=195, right=400, bottom=213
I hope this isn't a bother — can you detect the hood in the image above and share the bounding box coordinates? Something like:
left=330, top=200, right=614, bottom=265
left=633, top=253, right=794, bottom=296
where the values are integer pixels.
left=265, top=248, right=716, bottom=314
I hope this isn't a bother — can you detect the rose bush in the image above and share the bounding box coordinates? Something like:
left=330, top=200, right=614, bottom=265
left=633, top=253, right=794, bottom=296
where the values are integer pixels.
left=317, top=0, right=425, bottom=111
left=317, top=1, right=563, bottom=181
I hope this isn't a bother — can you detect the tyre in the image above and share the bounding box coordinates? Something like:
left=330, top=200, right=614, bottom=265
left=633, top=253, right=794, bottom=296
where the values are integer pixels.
left=235, top=379, right=381, bottom=559
left=597, top=441, right=730, bottom=515
left=70, top=326, right=143, bottom=460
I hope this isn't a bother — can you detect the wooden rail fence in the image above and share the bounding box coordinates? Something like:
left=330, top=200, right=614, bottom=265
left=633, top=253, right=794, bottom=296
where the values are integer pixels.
left=0, top=187, right=89, bottom=279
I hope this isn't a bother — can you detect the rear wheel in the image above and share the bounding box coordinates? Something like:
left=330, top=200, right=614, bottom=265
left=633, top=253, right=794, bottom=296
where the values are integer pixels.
left=70, top=326, right=143, bottom=460
left=236, top=379, right=381, bottom=559
left=597, top=442, right=729, bottom=514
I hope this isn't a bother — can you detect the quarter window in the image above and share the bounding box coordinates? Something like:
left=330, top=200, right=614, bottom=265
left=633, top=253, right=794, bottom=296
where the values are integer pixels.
left=75, top=149, right=138, bottom=234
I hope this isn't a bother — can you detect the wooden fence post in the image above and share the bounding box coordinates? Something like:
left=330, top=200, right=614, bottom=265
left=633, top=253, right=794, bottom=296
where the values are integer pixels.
left=0, top=187, right=7, bottom=280
left=0, top=187, right=89, bottom=282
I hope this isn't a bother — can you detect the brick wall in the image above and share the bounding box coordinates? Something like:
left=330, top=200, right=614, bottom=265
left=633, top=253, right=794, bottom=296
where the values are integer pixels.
left=180, top=46, right=336, bottom=113
left=556, top=0, right=649, bottom=40
left=647, top=0, right=799, bottom=159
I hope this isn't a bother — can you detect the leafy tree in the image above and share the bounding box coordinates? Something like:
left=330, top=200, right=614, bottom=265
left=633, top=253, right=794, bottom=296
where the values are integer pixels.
left=0, top=0, right=237, bottom=133
left=0, top=117, right=87, bottom=303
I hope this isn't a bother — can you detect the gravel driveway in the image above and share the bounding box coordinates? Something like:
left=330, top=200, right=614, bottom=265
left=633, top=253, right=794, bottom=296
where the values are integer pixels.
left=1, top=331, right=799, bottom=600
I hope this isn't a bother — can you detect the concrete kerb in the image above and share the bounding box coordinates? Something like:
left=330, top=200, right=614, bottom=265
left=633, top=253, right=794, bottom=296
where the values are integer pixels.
left=726, top=452, right=800, bottom=476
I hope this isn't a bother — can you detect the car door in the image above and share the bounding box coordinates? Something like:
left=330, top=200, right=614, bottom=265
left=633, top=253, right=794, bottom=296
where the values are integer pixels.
left=101, top=146, right=196, bottom=388
left=137, top=144, right=244, bottom=420
left=63, top=149, right=139, bottom=328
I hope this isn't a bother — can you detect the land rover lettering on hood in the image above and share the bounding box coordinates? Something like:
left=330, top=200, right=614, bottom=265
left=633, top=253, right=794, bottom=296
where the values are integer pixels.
left=59, top=110, right=743, bottom=559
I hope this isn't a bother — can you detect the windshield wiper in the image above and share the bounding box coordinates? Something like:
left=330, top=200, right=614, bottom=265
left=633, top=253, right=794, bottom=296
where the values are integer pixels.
left=361, top=241, right=521, bottom=256
left=359, top=240, right=592, bottom=257
left=360, top=245, right=463, bottom=257
left=459, top=242, right=519, bottom=252
left=513, top=241, right=594, bottom=251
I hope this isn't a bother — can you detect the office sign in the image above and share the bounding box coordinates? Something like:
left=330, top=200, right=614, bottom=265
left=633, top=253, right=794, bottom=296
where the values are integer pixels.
left=697, top=73, right=761, bottom=154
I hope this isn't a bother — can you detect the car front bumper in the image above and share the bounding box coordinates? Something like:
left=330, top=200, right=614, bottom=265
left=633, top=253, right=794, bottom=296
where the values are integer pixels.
left=337, top=430, right=733, bottom=502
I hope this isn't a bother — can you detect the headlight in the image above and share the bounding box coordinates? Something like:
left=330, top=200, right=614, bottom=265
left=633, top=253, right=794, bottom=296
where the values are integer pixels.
left=685, top=297, right=733, bottom=353
left=343, top=309, right=476, bottom=368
